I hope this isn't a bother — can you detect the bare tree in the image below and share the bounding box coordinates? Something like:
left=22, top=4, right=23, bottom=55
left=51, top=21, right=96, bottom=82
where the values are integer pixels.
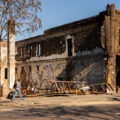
left=0, top=0, right=42, bottom=41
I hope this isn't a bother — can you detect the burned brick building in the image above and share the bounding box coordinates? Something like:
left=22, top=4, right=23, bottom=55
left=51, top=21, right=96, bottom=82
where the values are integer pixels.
left=1, top=4, right=120, bottom=95
left=15, top=4, right=120, bottom=93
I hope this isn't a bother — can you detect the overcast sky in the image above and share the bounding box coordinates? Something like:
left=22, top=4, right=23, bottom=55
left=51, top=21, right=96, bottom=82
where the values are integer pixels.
left=16, top=0, right=120, bottom=41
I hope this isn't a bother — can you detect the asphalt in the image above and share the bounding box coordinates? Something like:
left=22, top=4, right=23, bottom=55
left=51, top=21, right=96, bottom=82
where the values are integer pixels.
left=0, top=94, right=120, bottom=107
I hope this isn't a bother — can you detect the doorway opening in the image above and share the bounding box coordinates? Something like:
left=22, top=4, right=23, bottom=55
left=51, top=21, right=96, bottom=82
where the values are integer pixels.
left=116, top=56, right=120, bottom=87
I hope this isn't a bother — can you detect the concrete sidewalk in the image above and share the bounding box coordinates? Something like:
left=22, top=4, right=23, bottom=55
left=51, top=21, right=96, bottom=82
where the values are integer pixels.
left=0, top=94, right=120, bottom=107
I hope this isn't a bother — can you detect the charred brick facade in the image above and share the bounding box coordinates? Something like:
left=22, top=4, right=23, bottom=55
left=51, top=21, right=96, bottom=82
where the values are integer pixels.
left=11, top=4, right=120, bottom=93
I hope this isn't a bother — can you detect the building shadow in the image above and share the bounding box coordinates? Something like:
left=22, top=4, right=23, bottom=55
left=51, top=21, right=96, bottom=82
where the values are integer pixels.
left=0, top=104, right=120, bottom=120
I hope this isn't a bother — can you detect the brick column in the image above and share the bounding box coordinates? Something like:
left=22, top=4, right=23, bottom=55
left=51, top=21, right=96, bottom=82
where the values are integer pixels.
left=7, top=19, right=15, bottom=89
left=105, top=4, right=116, bottom=93
left=107, top=55, right=116, bottom=93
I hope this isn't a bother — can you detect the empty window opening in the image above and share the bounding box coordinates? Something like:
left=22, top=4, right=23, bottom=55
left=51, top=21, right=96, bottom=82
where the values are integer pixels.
left=15, top=68, right=17, bottom=72
left=29, top=66, right=32, bottom=72
left=67, top=39, right=73, bottom=56
left=5, top=68, right=7, bottom=79
left=38, top=43, right=41, bottom=56
left=30, top=45, right=33, bottom=56
left=21, top=67, right=24, bottom=73
left=22, top=47, right=24, bottom=58
left=36, top=66, right=39, bottom=71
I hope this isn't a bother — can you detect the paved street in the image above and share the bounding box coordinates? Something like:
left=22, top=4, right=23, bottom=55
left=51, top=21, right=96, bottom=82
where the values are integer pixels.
left=0, top=95, right=120, bottom=120
left=0, top=103, right=120, bottom=120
